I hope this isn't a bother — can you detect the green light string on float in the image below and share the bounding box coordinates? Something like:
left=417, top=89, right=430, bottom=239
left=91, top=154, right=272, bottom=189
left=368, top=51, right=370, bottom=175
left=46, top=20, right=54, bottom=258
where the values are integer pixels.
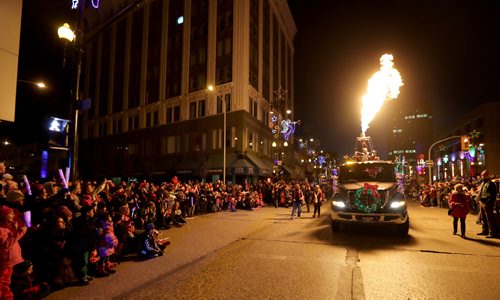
left=353, top=183, right=382, bottom=213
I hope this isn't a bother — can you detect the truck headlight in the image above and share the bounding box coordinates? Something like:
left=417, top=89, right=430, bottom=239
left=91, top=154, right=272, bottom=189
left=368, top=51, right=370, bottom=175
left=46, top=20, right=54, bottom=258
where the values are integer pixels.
left=390, top=201, right=406, bottom=208
left=332, top=201, right=346, bottom=208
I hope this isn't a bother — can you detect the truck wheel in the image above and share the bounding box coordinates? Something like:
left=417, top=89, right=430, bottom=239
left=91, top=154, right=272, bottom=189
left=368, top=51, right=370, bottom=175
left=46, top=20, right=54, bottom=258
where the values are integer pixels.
left=397, top=219, right=409, bottom=236
left=331, top=220, right=340, bottom=232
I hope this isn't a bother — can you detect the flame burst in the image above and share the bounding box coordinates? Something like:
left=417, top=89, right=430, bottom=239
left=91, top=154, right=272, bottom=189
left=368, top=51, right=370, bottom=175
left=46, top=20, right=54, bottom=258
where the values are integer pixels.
left=361, top=54, right=403, bottom=136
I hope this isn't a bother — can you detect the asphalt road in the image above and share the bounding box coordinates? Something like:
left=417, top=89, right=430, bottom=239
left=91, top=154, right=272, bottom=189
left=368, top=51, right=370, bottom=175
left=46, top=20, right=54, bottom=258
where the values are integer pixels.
left=47, top=200, right=500, bottom=300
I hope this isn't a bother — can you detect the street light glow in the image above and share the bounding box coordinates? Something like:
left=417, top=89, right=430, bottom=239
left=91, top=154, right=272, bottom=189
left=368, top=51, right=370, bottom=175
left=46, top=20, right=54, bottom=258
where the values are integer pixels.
left=35, top=82, right=46, bottom=88
left=58, top=23, right=75, bottom=42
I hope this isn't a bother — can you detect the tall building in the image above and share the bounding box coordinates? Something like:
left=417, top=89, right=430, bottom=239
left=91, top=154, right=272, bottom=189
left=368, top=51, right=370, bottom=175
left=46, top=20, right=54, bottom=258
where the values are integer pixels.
left=79, top=0, right=297, bottom=183
left=387, top=99, right=433, bottom=176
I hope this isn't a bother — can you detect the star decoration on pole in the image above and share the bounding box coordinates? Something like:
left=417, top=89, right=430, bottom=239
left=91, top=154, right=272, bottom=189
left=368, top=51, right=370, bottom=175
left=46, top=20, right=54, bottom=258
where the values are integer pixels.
left=438, top=145, right=446, bottom=152
left=470, top=130, right=480, bottom=139
left=273, top=86, right=288, bottom=106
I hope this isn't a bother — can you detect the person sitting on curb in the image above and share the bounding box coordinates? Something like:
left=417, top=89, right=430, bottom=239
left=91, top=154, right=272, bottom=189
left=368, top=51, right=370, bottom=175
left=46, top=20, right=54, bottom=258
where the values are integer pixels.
left=140, top=223, right=171, bottom=259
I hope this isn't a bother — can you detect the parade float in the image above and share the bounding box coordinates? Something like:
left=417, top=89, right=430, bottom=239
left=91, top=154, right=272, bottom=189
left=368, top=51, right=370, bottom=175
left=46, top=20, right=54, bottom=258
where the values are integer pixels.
left=330, top=54, right=409, bottom=235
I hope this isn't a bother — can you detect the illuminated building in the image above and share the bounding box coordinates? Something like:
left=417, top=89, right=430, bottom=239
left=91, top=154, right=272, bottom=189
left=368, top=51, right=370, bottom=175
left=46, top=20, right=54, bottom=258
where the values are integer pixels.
left=387, top=99, right=433, bottom=175
left=431, top=102, right=500, bottom=179
left=78, top=0, right=296, bottom=182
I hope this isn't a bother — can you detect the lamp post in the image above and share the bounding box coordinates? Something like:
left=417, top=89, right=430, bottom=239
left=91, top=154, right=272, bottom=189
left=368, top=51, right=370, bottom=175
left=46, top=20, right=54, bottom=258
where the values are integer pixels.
left=58, top=22, right=82, bottom=180
left=208, top=85, right=227, bottom=185
left=427, top=135, right=461, bottom=185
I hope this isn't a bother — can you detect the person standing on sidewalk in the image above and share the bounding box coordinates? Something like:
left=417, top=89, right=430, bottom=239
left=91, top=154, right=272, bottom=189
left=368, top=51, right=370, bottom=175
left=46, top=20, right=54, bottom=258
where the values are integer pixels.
left=312, top=185, right=324, bottom=218
left=0, top=205, right=28, bottom=299
left=290, top=184, right=304, bottom=219
left=448, top=184, right=469, bottom=238
left=475, top=170, right=498, bottom=238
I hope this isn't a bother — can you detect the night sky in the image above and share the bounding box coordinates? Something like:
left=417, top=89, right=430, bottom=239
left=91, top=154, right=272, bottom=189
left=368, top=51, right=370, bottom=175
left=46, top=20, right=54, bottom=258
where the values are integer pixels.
left=13, top=0, right=73, bottom=144
left=288, top=0, right=500, bottom=157
left=12, top=0, right=500, bottom=158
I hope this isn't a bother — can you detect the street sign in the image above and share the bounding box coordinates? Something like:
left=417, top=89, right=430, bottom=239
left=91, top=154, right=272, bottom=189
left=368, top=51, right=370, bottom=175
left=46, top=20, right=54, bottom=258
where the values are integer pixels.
left=425, top=160, right=434, bottom=167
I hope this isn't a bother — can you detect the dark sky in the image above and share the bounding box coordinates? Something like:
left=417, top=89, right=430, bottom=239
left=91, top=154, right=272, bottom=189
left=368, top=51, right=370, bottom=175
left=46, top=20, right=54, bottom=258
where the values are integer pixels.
left=13, top=0, right=73, bottom=144
left=288, top=0, right=500, bottom=158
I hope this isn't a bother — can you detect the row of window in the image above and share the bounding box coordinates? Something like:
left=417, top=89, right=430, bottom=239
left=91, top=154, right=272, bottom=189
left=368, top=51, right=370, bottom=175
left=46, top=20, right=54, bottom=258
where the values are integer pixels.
left=118, top=128, right=270, bottom=157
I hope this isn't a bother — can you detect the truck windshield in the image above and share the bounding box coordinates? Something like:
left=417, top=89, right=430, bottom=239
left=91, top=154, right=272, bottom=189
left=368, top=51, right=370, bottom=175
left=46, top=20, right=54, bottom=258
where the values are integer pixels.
left=339, top=163, right=395, bottom=183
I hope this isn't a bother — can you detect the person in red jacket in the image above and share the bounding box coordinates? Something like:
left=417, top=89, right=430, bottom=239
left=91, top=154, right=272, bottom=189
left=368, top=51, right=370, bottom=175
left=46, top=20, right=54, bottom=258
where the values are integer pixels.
left=0, top=205, right=28, bottom=299
left=449, top=184, right=470, bottom=238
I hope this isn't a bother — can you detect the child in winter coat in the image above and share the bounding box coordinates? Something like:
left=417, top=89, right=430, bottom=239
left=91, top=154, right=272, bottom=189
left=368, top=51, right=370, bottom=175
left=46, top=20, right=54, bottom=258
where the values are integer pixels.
left=11, top=260, right=50, bottom=299
left=140, top=223, right=170, bottom=259
left=97, top=218, right=118, bottom=277
left=0, top=205, right=27, bottom=299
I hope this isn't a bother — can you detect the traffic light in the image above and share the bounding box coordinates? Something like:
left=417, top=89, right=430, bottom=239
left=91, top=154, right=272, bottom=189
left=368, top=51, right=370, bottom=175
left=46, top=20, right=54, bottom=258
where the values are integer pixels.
left=460, top=136, right=470, bottom=151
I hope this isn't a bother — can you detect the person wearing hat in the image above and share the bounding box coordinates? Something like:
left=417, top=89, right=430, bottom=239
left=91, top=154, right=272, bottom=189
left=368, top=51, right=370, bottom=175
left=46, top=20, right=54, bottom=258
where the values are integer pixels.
left=475, top=170, right=498, bottom=238
left=140, top=223, right=170, bottom=259
left=68, top=205, right=97, bottom=285
left=0, top=205, right=28, bottom=299
left=6, top=190, right=26, bottom=210
left=448, top=184, right=470, bottom=238
left=11, top=260, right=50, bottom=299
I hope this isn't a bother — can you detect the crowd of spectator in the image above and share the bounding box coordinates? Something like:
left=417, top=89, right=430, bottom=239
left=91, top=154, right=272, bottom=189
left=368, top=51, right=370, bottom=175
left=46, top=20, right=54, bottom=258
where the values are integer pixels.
left=406, top=176, right=483, bottom=210
left=0, top=161, right=330, bottom=299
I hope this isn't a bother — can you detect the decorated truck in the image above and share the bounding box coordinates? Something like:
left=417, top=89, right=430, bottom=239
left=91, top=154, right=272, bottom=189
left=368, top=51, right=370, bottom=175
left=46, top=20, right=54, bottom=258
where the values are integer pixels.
left=330, top=137, right=409, bottom=235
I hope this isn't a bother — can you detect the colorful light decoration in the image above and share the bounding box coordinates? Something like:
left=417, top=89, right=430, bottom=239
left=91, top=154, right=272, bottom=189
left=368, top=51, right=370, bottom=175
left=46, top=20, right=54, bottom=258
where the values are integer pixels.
left=468, top=145, right=476, bottom=158
left=41, top=150, right=48, bottom=179
left=353, top=183, right=382, bottom=213
left=317, top=155, right=326, bottom=167
left=470, top=130, right=480, bottom=139
left=280, top=119, right=300, bottom=141
left=91, top=0, right=100, bottom=9
left=71, top=0, right=79, bottom=9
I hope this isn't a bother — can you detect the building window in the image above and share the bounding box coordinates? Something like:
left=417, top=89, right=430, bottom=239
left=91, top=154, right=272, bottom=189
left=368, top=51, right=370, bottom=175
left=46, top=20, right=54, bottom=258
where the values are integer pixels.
left=225, top=94, right=231, bottom=112
left=212, top=129, right=217, bottom=150
left=225, top=37, right=231, bottom=55
left=190, top=102, right=197, bottom=119
left=129, top=143, right=139, bottom=156
left=153, top=111, right=158, bottom=126
left=249, top=98, right=258, bottom=118
left=134, top=116, right=139, bottom=130
left=113, top=119, right=122, bottom=134
left=146, top=112, right=152, bottom=127
left=173, top=105, right=180, bottom=121
left=167, top=136, right=176, bottom=154
left=217, top=41, right=223, bottom=57
left=217, top=97, right=223, bottom=114
left=199, top=46, right=206, bottom=63
left=167, top=107, right=173, bottom=123
left=99, top=122, right=107, bottom=137
left=198, top=100, right=206, bottom=117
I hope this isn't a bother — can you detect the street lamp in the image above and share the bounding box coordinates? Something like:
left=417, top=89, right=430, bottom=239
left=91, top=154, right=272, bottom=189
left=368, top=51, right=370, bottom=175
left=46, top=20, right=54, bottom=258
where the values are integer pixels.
left=427, top=135, right=461, bottom=185
left=58, top=22, right=82, bottom=180
left=57, top=23, right=75, bottom=42
left=17, top=80, right=47, bottom=89
left=208, top=85, right=227, bottom=185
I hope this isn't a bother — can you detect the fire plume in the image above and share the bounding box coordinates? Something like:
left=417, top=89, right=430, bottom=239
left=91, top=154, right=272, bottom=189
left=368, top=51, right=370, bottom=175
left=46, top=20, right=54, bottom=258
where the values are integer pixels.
left=360, top=54, right=403, bottom=136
